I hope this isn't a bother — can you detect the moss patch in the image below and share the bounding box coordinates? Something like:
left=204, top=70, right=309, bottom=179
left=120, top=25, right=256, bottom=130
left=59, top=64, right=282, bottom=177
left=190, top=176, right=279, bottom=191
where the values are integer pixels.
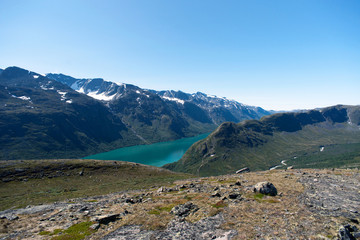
left=211, top=200, right=228, bottom=209
left=50, top=221, right=96, bottom=240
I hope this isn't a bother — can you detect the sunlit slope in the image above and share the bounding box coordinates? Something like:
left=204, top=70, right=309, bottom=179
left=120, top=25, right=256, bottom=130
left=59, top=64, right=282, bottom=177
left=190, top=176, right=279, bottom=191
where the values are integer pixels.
left=164, top=105, right=360, bottom=176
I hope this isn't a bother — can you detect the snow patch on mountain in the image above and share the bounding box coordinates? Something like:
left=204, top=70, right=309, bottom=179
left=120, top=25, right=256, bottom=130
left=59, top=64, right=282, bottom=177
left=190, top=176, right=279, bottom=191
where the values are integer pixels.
left=87, top=91, right=116, bottom=101
left=57, top=90, right=67, bottom=101
left=12, top=95, right=31, bottom=101
left=162, top=96, right=185, bottom=105
left=40, top=85, right=54, bottom=90
left=18, top=96, right=31, bottom=101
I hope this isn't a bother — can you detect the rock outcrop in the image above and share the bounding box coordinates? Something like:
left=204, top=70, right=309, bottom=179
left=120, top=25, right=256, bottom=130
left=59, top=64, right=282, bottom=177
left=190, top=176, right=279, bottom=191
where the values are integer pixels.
left=253, top=181, right=278, bottom=196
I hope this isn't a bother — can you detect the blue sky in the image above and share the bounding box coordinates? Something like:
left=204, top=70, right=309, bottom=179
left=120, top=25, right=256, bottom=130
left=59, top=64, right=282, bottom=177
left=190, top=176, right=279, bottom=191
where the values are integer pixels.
left=0, top=0, right=359, bottom=110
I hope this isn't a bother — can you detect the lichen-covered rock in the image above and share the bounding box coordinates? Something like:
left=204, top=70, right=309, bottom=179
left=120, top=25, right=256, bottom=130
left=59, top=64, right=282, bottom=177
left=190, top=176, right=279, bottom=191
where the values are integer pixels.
left=253, top=181, right=277, bottom=196
left=170, top=202, right=199, bottom=217
left=338, top=225, right=357, bottom=240
left=228, top=192, right=242, bottom=200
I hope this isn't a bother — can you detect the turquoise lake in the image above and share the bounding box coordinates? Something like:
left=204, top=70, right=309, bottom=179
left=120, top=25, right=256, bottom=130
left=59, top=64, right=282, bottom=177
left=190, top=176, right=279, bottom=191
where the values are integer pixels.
left=84, top=133, right=209, bottom=167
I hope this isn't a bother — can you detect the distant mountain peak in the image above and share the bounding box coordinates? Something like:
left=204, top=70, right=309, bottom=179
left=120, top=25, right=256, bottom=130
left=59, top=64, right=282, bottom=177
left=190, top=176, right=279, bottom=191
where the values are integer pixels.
left=47, top=72, right=270, bottom=125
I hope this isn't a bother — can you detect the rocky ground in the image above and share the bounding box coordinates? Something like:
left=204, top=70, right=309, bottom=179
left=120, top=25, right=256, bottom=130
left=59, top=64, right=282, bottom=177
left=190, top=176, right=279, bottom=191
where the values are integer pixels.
left=1, top=168, right=359, bottom=239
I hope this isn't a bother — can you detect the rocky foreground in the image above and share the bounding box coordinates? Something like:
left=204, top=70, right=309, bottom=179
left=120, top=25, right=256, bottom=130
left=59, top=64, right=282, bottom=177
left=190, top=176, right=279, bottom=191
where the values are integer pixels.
left=1, top=168, right=360, bottom=239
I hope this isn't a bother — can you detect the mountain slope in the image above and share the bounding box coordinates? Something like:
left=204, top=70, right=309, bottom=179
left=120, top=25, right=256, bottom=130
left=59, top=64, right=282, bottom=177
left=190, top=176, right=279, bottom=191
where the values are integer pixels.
left=46, top=74, right=217, bottom=142
left=46, top=74, right=270, bottom=127
left=0, top=67, right=271, bottom=160
left=0, top=67, right=140, bottom=160
left=164, top=105, right=360, bottom=176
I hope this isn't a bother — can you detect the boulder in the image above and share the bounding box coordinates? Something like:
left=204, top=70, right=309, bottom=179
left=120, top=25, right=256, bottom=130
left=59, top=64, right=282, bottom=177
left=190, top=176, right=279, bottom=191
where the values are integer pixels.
left=157, top=186, right=166, bottom=193
left=211, top=191, right=221, bottom=198
left=253, top=181, right=277, bottom=196
left=91, top=214, right=120, bottom=224
left=228, top=192, right=242, bottom=200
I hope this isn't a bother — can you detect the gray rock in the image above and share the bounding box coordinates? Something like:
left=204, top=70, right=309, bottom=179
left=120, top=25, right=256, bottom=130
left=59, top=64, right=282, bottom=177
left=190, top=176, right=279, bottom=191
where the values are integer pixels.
left=353, top=232, right=360, bottom=238
left=91, top=214, right=120, bottom=224
left=101, top=225, right=153, bottom=240
left=253, top=181, right=277, bottom=196
left=228, top=192, right=242, bottom=200
left=90, top=223, right=100, bottom=230
left=102, top=213, right=238, bottom=240
left=298, top=172, right=360, bottom=219
left=211, top=191, right=221, bottom=198
left=125, top=198, right=135, bottom=204
left=338, top=225, right=356, bottom=240
left=235, top=181, right=241, bottom=186
left=170, top=202, right=199, bottom=217
left=0, top=214, right=18, bottom=221
left=157, top=186, right=165, bottom=193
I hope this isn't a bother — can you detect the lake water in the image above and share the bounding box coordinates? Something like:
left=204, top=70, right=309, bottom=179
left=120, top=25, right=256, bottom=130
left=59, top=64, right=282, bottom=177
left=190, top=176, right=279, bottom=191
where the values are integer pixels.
left=84, top=133, right=209, bottom=167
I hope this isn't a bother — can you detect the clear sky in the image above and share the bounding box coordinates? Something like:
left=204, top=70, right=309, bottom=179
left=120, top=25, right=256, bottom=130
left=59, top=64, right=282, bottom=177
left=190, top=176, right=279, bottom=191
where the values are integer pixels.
left=0, top=0, right=359, bottom=110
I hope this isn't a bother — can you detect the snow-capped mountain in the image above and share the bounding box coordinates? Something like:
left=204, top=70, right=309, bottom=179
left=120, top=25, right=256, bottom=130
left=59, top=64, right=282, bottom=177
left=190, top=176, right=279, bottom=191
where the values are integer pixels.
left=46, top=73, right=121, bottom=101
left=155, top=90, right=270, bottom=124
left=46, top=74, right=270, bottom=125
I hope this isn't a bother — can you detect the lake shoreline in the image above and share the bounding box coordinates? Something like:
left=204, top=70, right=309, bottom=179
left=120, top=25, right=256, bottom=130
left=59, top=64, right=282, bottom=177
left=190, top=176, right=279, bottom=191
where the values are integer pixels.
left=83, top=133, right=210, bottom=167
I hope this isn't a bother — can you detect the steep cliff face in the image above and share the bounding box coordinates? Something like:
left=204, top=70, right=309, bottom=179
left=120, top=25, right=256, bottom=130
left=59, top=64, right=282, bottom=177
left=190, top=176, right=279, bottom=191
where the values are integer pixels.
left=164, top=105, right=360, bottom=176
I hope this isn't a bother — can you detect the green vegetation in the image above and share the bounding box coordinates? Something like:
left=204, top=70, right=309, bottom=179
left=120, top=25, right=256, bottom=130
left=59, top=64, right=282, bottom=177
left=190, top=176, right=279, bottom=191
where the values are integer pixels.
left=0, top=159, right=193, bottom=211
left=148, top=209, right=161, bottom=215
left=38, top=221, right=96, bottom=240
left=148, top=204, right=176, bottom=215
left=211, top=200, right=228, bottom=208
left=165, top=105, right=360, bottom=176
left=286, top=143, right=360, bottom=169
left=253, top=193, right=265, bottom=201
left=250, top=193, right=280, bottom=203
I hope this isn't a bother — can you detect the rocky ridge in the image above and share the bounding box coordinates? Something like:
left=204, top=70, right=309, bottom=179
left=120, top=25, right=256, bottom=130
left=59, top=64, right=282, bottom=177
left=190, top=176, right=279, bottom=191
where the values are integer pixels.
left=1, top=168, right=359, bottom=239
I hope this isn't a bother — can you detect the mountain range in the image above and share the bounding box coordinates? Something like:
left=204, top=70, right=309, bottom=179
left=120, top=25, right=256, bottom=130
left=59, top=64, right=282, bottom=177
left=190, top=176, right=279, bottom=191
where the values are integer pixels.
left=46, top=73, right=270, bottom=125
left=164, top=105, right=360, bottom=176
left=0, top=66, right=270, bottom=160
